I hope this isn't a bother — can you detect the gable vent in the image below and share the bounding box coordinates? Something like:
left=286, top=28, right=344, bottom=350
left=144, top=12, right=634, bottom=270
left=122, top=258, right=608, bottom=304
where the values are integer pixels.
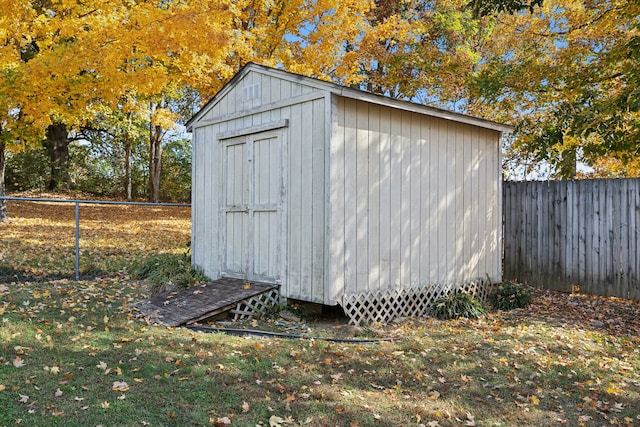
left=242, top=83, right=261, bottom=103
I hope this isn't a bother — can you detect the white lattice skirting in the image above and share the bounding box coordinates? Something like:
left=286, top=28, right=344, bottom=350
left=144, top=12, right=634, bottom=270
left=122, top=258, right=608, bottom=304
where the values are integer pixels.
left=341, top=281, right=491, bottom=325
left=230, top=289, right=281, bottom=321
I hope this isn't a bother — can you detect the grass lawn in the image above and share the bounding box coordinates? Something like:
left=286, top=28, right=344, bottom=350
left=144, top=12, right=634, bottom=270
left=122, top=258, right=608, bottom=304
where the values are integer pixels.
left=1, top=198, right=640, bottom=426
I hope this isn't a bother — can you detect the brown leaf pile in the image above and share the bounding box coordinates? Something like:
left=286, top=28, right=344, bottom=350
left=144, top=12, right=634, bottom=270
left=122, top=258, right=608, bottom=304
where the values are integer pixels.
left=501, top=284, right=640, bottom=337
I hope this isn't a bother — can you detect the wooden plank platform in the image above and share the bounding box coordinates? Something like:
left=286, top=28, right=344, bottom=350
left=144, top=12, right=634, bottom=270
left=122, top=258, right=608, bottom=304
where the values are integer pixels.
left=131, top=278, right=280, bottom=326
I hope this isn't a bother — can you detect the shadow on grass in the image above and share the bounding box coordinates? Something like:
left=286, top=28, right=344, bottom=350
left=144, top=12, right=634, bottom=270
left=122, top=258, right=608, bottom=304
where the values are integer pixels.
left=0, top=265, right=122, bottom=283
left=2, top=276, right=640, bottom=426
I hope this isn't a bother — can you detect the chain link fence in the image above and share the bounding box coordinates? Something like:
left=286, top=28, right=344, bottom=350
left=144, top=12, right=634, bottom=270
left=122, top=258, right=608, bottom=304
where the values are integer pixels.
left=0, top=197, right=191, bottom=282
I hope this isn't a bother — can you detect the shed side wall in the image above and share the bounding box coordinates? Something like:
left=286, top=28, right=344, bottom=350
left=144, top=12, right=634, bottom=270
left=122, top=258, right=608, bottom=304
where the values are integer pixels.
left=327, top=97, right=501, bottom=303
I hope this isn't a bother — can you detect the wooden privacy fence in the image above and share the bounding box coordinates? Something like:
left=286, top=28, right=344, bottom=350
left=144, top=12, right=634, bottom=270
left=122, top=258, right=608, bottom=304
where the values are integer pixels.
left=503, top=179, right=640, bottom=300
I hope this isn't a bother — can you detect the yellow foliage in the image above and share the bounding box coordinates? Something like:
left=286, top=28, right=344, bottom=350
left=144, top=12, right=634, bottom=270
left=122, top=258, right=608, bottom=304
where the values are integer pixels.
left=0, top=0, right=374, bottom=145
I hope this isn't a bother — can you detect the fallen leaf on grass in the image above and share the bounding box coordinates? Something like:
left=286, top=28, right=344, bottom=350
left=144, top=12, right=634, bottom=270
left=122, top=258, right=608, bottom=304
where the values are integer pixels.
left=465, top=413, right=476, bottom=426
left=211, top=417, right=231, bottom=425
left=242, top=401, right=249, bottom=413
left=610, top=402, right=624, bottom=412
left=112, top=381, right=129, bottom=392
left=428, top=390, right=440, bottom=401
left=13, top=357, right=25, bottom=368
left=19, top=394, right=29, bottom=403
left=269, top=415, right=294, bottom=426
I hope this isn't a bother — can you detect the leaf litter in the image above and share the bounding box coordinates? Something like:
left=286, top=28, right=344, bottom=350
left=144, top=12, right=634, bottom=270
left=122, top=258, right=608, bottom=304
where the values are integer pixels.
left=1, top=199, right=640, bottom=426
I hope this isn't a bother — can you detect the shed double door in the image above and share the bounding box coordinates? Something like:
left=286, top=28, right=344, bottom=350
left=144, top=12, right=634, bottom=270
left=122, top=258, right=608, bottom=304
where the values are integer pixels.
left=221, top=130, right=284, bottom=283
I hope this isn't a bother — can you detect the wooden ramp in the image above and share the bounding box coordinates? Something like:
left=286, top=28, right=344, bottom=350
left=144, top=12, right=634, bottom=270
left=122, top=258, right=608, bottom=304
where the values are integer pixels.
left=132, top=278, right=280, bottom=326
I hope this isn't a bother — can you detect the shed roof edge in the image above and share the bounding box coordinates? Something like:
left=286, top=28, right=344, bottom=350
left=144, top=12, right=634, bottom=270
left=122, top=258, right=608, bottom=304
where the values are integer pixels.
left=186, top=62, right=514, bottom=134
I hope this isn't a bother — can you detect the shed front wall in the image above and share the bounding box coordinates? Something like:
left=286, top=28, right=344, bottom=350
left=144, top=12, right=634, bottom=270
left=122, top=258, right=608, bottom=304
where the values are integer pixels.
left=327, top=96, right=502, bottom=303
left=191, top=69, right=328, bottom=304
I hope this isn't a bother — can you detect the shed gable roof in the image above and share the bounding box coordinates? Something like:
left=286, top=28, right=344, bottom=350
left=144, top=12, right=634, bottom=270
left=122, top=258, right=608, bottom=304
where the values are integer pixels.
left=186, top=62, right=514, bottom=133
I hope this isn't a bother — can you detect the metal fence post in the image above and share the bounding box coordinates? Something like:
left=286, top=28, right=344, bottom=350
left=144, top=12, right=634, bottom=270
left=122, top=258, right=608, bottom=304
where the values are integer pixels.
left=75, top=202, right=80, bottom=280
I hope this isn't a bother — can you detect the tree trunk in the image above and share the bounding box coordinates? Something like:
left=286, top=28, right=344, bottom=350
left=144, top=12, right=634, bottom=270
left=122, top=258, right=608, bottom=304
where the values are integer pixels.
left=148, top=121, right=163, bottom=203
left=0, top=139, right=6, bottom=222
left=43, top=123, right=71, bottom=191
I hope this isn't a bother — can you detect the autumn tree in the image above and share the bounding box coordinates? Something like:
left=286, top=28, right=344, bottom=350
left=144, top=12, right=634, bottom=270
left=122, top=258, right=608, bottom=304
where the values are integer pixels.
left=469, top=0, right=640, bottom=178
left=294, top=0, right=638, bottom=180
left=0, top=0, right=42, bottom=221
left=80, top=102, right=150, bottom=200
left=334, top=0, right=488, bottom=106
left=468, top=0, right=544, bottom=17
left=0, top=0, right=235, bottom=202
left=0, top=0, right=375, bottom=206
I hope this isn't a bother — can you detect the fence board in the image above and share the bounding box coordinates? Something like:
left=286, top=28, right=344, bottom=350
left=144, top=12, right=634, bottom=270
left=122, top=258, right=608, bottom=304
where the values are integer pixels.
left=503, top=178, right=640, bottom=300
left=577, top=180, right=586, bottom=285
left=633, top=180, right=640, bottom=299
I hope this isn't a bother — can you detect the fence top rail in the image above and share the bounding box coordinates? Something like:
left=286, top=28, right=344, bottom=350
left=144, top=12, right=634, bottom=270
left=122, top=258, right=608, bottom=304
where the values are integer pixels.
left=0, top=196, right=190, bottom=207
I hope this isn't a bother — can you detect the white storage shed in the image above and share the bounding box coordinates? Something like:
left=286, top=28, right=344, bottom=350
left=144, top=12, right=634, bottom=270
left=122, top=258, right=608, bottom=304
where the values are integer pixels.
left=186, top=62, right=513, bottom=323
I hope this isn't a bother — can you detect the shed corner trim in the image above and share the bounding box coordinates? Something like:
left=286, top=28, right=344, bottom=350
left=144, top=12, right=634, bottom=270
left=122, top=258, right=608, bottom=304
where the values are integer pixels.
left=216, top=119, right=290, bottom=140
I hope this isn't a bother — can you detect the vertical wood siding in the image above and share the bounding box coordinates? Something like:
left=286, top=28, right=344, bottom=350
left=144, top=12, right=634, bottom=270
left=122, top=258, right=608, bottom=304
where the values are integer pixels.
left=285, top=97, right=326, bottom=303
left=201, top=70, right=321, bottom=123
left=503, top=179, right=640, bottom=300
left=191, top=125, right=220, bottom=279
left=193, top=68, right=503, bottom=306
left=327, top=97, right=502, bottom=303
left=192, top=69, right=327, bottom=303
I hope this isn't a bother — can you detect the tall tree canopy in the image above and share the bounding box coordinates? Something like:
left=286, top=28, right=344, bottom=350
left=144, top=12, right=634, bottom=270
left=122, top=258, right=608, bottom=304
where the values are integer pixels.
left=338, top=0, right=640, bottom=179
left=469, top=0, right=640, bottom=178
left=1, top=0, right=639, bottom=215
left=0, top=0, right=371, bottom=210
